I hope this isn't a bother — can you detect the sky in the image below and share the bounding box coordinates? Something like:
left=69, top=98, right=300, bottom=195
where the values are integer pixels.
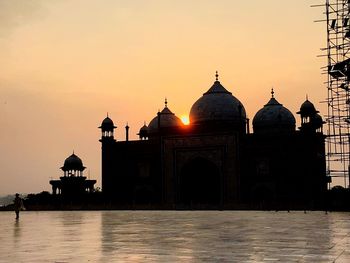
left=0, top=0, right=329, bottom=195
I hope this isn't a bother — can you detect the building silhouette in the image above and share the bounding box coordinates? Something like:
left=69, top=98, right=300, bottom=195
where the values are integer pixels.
left=99, top=73, right=328, bottom=209
left=50, top=152, right=96, bottom=196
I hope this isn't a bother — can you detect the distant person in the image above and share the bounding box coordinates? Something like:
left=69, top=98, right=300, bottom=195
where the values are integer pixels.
left=14, top=193, right=24, bottom=219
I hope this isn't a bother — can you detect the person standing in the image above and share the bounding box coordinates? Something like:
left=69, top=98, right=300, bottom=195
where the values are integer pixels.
left=14, top=193, right=23, bottom=219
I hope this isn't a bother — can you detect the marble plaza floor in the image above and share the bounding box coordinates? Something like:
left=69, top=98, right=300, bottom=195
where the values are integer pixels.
left=0, top=210, right=349, bottom=262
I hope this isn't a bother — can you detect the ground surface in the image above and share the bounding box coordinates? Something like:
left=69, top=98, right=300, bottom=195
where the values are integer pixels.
left=1, top=211, right=349, bottom=262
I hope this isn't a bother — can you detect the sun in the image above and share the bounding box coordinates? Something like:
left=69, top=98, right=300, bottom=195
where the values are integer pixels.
left=180, top=115, right=190, bottom=125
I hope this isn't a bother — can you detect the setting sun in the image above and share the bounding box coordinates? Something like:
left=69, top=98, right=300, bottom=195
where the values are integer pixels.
left=180, top=115, right=190, bottom=125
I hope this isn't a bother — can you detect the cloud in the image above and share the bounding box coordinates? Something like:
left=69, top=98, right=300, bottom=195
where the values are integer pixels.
left=0, top=0, right=45, bottom=37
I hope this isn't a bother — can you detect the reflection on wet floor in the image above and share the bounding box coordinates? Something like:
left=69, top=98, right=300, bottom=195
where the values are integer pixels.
left=0, top=211, right=349, bottom=262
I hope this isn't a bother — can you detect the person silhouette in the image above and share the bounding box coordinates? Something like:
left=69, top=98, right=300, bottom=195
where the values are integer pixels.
left=14, top=193, right=23, bottom=219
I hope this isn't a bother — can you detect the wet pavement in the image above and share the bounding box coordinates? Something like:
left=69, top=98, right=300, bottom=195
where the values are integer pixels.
left=0, top=211, right=349, bottom=262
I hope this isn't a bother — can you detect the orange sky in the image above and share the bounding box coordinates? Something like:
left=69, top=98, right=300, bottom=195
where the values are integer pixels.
left=0, top=1, right=330, bottom=195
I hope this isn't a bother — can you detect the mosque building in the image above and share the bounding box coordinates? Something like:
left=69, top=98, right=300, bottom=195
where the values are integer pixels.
left=97, top=73, right=328, bottom=209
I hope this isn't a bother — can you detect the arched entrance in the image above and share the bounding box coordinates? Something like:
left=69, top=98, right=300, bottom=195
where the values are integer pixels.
left=177, top=157, right=221, bottom=206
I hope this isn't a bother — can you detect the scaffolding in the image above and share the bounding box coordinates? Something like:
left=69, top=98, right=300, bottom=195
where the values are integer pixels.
left=315, top=0, right=350, bottom=188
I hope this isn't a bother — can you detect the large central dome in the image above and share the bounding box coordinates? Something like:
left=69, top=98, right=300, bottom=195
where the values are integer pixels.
left=189, top=74, right=246, bottom=124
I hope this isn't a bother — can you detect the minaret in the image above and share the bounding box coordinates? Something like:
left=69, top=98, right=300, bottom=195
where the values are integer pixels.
left=99, top=114, right=116, bottom=195
left=297, top=96, right=323, bottom=132
left=99, top=113, right=117, bottom=140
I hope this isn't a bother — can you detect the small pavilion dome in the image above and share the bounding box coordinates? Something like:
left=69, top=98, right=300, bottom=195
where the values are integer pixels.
left=189, top=72, right=246, bottom=124
left=139, top=123, right=148, bottom=133
left=61, top=152, right=86, bottom=172
left=253, top=89, right=296, bottom=134
left=148, top=99, right=182, bottom=133
left=99, top=115, right=116, bottom=132
left=297, top=98, right=319, bottom=117
left=138, top=123, right=149, bottom=138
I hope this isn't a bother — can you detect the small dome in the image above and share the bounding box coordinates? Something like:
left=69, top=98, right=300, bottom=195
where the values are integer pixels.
left=189, top=74, right=246, bottom=124
left=139, top=123, right=148, bottom=132
left=148, top=100, right=182, bottom=133
left=297, top=99, right=318, bottom=117
left=253, top=91, right=296, bottom=134
left=61, top=153, right=86, bottom=171
left=99, top=115, right=116, bottom=132
left=138, top=123, right=149, bottom=138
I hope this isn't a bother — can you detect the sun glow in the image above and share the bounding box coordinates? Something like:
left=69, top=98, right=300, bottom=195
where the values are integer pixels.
left=180, top=115, right=190, bottom=125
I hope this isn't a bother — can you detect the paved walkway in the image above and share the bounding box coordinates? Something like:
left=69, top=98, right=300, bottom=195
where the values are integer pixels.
left=0, top=211, right=349, bottom=262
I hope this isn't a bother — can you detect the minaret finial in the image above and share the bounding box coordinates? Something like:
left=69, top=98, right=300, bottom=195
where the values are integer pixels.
left=215, top=71, right=219, bottom=81
left=165, top=97, right=168, bottom=108
left=271, top=88, right=275, bottom=98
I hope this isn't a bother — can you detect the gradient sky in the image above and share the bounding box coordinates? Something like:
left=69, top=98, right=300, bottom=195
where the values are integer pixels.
left=0, top=0, right=329, bottom=195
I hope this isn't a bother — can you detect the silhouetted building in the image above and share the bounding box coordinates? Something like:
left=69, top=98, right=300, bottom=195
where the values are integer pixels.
left=99, top=73, right=328, bottom=209
left=50, top=153, right=96, bottom=196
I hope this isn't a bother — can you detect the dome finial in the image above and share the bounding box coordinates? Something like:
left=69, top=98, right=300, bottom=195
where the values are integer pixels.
left=107, top=112, right=109, bottom=117
left=215, top=71, right=219, bottom=81
left=165, top=97, right=168, bottom=108
left=306, top=94, right=308, bottom=100
left=271, top=88, right=275, bottom=98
